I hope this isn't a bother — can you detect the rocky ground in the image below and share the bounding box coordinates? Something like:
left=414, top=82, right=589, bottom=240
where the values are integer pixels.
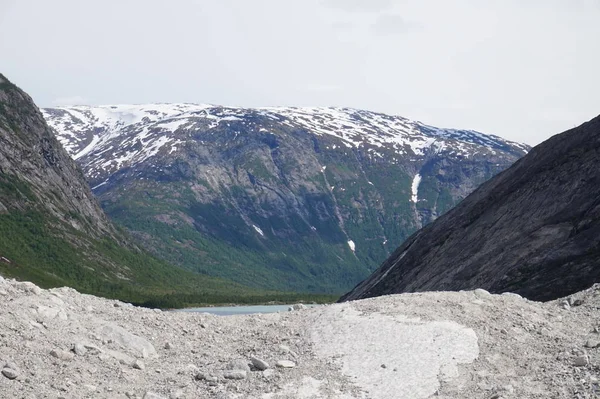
left=0, top=275, right=598, bottom=399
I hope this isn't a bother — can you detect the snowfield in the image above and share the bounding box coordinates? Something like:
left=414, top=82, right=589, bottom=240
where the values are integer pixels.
left=42, top=104, right=529, bottom=183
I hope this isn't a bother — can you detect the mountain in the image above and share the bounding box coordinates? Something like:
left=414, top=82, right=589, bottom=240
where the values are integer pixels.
left=0, top=73, right=319, bottom=308
left=341, top=114, right=600, bottom=302
left=42, top=104, right=529, bottom=293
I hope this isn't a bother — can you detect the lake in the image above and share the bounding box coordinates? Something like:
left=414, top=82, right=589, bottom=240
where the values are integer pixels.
left=178, top=304, right=315, bottom=316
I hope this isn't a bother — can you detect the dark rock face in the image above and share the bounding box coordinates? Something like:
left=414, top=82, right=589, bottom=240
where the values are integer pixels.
left=0, top=74, right=114, bottom=236
left=341, top=115, right=600, bottom=302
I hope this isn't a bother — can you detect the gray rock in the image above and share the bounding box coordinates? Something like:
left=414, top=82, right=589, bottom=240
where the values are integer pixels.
left=474, top=288, right=491, bottom=298
left=133, top=359, right=145, bottom=370
left=276, top=360, right=296, bottom=368
left=574, top=355, right=589, bottom=367
left=262, top=369, right=275, bottom=379
left=72, top=343, right=87, bottom=356
left=250, top=356, right=269, bottom=371
left=98, top=323, right=158, bottom=359
left=568, top=297, right=584, bottom=307
left=143, top=392, right=166, bottom=399
left=164, top=342, right=173, bottom=350
left=500, top=292, right=522, bottom=300
left=2, top=367, right=19, bottom=380
left=16, top=281, right=42, bottom=295
left=50, top=349, right=75, bottom=361
left=37, top=305, right=59, bottom=319
left=585, top=340, right=600, bottom=349
left=105, top=349, right=135, bottom=365
left=289, top=303, right=307, bottom=311
left=225, top=359, right=250, bottom=372
left=195, top=372, right=208, bottom=381
left=223, top=370, right=247, bottom=380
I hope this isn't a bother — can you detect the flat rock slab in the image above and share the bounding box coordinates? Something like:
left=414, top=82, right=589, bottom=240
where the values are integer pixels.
left=311, top=303, right=479, bottom=399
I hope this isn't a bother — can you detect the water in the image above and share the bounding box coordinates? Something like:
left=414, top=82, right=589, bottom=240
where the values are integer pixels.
left=179, top=304, right=314, bottom=316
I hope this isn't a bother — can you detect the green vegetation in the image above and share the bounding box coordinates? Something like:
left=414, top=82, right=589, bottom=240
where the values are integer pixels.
left=0, top=209, right=337, bottom=308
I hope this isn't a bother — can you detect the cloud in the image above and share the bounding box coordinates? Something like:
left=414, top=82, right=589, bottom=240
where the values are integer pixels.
left=321, top=0, right=393, bottom=12
left=51, top=96, right=89, bottom=106
left=371, top=14, right=419, bottom=35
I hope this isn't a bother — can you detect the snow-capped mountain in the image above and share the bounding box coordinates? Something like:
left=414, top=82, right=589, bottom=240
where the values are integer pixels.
left=43, top=104, right=529, bottom=293
left=43, top=104, right=527, bottom=182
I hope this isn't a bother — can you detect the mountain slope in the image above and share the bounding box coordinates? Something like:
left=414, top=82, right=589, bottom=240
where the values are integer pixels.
left=341, top=114, right=600, bottom=302
left=43, top=104, right=528, bottom=293
left=0, top=73, right=323, bottom=307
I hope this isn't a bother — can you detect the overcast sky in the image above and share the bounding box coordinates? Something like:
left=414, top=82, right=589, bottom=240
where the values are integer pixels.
left=1, top=0, right=599, bottom=145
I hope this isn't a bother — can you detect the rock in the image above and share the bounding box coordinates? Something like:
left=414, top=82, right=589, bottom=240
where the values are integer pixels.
left=585, top=340, right=600, bottom=349
left=170, top=389, right=184, bottom=399
left=2, top=367, right=19, bottom=380
left=16, top=281, right=42, bottom=295
left=98, top=323, right=158, bottom=359
left=106, top=349, right=135, bottom=365
left=276, top=360, right=296, bottom=368
left=143, top=392, right=166, bottom=399
left=133, top=359, right=145, bottom=370
left=164, top=342, right=173, bottom=350
left=195, top=372, right=208, bottom=381
left=474, top=288, right=491, bottom=298
left=223, top=370, right=247, bottom=380
left=574, top=355, right=589, bottom=367
left=500, top=292, right=522, bottom=300
left=250, top=356, right=269, bottom=371
left=262, top=369, right=275, bottom=379
left=288, top=303, right=307, bottom=311
left=72, top=343, right=87, bottom=356
left=568, top=297, right=584, bottom=307
left=225, top=359, right=250, bottom=372
left=37, top=305, right=59, bottom=319
left=50, top=349, right=75, bottom=361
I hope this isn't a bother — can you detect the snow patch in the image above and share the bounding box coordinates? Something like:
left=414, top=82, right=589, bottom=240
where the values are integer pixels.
left=253, top=225, right=265, bottom=237
left=411, top=174, right=422, bottom=203
left=348, top=240, right=356, bottom=252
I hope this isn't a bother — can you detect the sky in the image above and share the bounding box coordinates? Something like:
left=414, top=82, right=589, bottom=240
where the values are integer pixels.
left=1, top=0, right=599, bottom=146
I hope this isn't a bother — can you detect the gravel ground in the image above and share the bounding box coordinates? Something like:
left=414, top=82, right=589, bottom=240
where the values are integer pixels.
left=0, top=275, right=598, bottom=398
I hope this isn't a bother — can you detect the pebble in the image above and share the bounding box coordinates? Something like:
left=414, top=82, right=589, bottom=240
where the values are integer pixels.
left=226, top=359, right=250, bottom=372
left=164, top=342, right=173, bottom=350
left=250, top=356, right=269, bottom=371
left=133, top=359, right=146, bottom=370
left=573, top=355, right=589, bottom=367
left=223, top=370, right=247, bottom=380
left=73, top=343, right=87, bottom=356
left=2, top=367, right=19, bottom=380
left=474, top=288, right=492, bottom=298
left=262, top=369, right=275, bottom=379
left=50, top=349, right=75, bottom=361
left=584, top=340, right=599, bottom=348
left=276, top=360, right=296, bottom=368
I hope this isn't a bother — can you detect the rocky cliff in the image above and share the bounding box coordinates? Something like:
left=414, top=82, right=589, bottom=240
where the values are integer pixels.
left=43, top=104, right=528, bottom=293
left=342, top=114, right=600, bottom=302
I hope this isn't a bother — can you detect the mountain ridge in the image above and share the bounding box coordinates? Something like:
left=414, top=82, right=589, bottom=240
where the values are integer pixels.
left=43, top=103, right=529, bottom=293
